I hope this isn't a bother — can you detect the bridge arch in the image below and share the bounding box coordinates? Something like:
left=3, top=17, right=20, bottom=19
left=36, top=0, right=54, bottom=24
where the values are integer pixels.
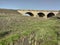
left=47, top=13, right=55, bottom=18
left=37, top=12, right=45, bottom=17
left=25, top=12, right=34, bottom=16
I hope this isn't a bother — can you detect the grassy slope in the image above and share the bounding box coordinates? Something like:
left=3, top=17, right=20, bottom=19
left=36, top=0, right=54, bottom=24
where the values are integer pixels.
left=0, top=14, right=60, bottom=45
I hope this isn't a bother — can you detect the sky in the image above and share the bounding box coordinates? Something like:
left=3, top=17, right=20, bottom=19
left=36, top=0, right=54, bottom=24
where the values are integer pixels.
left=0, top=0, right=60, bottom=10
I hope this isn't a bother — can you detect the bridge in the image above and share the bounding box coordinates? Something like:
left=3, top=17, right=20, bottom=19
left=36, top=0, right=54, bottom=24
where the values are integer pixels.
left=17, top=10, right=59, bottom=18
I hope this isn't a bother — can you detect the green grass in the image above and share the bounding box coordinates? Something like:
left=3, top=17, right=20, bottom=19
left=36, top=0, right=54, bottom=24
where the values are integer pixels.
left=0, top=14, right=60, bottom=45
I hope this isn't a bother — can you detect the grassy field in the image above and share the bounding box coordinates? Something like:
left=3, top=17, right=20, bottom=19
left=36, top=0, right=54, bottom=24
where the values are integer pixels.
left=0, top=14, right=60, bottom=45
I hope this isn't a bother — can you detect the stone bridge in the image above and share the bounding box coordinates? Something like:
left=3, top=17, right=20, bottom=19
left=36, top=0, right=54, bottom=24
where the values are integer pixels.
left=17, top=10, right=59, bottom=18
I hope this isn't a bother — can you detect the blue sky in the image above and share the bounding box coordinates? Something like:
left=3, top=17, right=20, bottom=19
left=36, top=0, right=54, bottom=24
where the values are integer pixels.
left=0, top=0, right=60, bottom=10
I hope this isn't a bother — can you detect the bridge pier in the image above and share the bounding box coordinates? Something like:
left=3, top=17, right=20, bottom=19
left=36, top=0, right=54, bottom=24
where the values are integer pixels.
left=43, top=12, right=49, bottom=19
left=33, top=13, right=37, bottom=17
left=43, top=15, right=47, bottom=19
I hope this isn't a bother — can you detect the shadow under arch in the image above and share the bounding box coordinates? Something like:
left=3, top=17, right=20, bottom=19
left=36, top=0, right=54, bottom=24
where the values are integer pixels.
left=47, top=13, right=55, bottom=18
left=37, top=12, right=45, bottom=17
left=25, top=12, right=34, bottom=16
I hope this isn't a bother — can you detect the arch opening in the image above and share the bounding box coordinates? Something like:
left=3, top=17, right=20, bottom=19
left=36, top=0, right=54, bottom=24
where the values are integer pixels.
left=37, top=13, right=45, bottom=17
left=25, top=12, right=34, bottom=16
left=47, top=13, right=55, bottom=18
